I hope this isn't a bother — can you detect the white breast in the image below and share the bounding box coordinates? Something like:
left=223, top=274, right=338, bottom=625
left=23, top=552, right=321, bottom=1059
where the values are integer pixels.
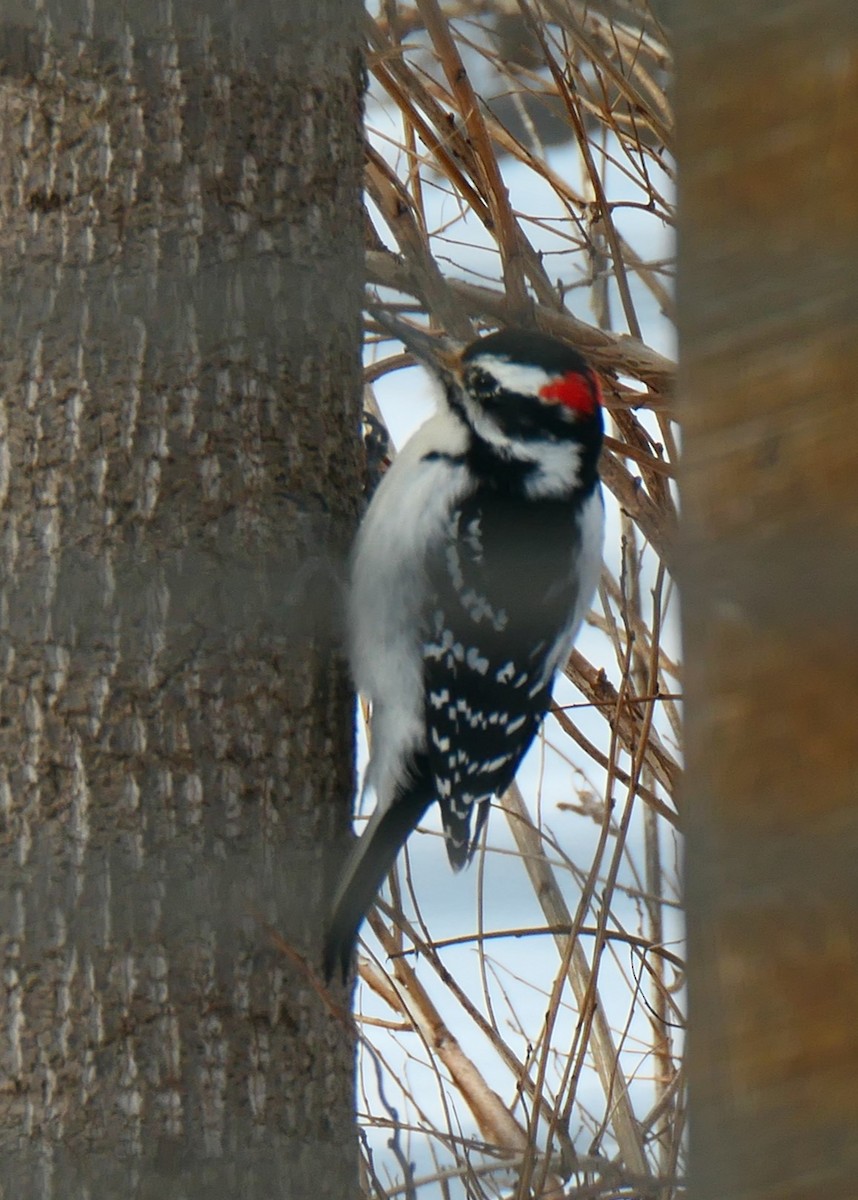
left=349, top=409, right=470, bottom=812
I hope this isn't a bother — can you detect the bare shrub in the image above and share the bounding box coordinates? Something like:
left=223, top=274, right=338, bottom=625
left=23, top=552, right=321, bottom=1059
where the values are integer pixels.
left=358, top=3, right=681, bottom=1196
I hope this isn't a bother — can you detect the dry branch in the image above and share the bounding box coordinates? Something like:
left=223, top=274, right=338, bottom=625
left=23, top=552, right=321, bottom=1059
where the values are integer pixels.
left=357, top=1, right=682, bottom=1194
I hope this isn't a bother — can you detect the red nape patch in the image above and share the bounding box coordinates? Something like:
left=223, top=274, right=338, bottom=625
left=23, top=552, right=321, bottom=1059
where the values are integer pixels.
left=539, top=369, right=601, bottom=415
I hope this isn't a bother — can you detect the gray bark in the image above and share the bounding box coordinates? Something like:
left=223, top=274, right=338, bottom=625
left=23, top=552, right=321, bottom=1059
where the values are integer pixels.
left=0, top=3, right=364, bottom=1196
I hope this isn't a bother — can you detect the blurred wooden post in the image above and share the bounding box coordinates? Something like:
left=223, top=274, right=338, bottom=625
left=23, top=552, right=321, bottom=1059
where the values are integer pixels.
left=675, top=4, right=858, bottom=1197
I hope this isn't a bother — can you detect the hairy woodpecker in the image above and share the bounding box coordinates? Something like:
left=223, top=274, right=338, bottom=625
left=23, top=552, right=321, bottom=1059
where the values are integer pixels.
left=324, top=326, right=604, bottom=980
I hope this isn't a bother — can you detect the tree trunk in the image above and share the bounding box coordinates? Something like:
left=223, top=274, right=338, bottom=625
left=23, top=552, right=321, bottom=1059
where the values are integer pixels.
left=676, top=5, right=858, bottom=1198
left=0, top=3, right=363, bottom=1197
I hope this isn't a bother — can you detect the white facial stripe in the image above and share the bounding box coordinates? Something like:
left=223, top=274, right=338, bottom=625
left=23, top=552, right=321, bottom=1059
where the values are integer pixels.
left=462, top=391, right=584, bottom=495
left=524, top=440, right=584, bottom=498
left=461, top=394, right=513, bottom=450
left=469, top=356, right=553, bottom=397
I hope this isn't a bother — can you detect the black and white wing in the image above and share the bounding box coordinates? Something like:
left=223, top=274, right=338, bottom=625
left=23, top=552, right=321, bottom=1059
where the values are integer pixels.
left=422, top=484, right=602, bottom=866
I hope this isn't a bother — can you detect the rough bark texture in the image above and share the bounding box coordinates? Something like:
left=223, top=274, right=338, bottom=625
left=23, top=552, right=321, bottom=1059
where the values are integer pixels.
left=676, top=5, right=858, bottom=1199
left=0, top=3, right=363, bottom=1197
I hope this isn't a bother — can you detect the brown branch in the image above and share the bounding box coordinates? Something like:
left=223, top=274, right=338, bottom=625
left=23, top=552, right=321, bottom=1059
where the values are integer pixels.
left=365, top=248, right=676, bottom=388
left=565, top=647, right=682, bottom=802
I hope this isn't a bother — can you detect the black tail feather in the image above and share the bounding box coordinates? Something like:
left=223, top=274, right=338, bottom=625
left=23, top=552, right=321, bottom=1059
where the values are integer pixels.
left=323, top=782, right=433, bottom=982
left=440, top=796, right=491, bottom=870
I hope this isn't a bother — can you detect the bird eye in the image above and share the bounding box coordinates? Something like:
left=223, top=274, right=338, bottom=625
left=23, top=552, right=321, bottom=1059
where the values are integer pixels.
left=465, top=366, right=496, bottom=396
